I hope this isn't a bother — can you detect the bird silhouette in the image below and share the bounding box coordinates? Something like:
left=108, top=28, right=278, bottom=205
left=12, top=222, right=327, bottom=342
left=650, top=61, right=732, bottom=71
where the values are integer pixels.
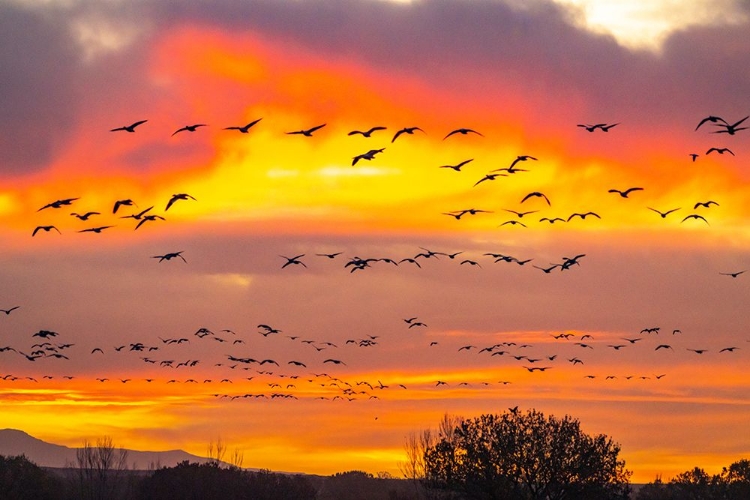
left=694, top=201, right=719, bottom=209
left=647, top=207, right=680, bottom=218
left=70, top=211, right=100, bottom=221
left=352, top=148, right=385, bottom=166
left=695, top=115, right=727, bottom=131
left=165, top=193, right=196, bottom=211
left=439, top=159, right=473, bottom=171
left=280, top=254, right=306, bottom=269
left=286, top=124, right=326, bottom=136
left=348, top=126, right=386, bottom=137
left=706, top=147, right=734, bottom=156
left=224, top=118, right=262, bottom=133
left=135, top=215, right=165, bottom=230
left=110, top=120, right=147, bottom=132
left=443, top=128, right=483, bottom=139
left=391, top=127, right=424, bottom=143
left=153, top=251, right=187, bottom=263
left=79, top=226, right=114, bottom=234
left=172, top=124, right=207, bottom=136
left=38, top=198, right=78, bottom=211
left=608, top=187, right=643, bottom=198
left=681, top=214, right=709, bottom=224
left=112, top=199, right=136, bottom=214
left=720, top=271, right=745, bottom=278
left=567, top=212, right=600, bottom=222
left=521, top=192, right=551, bottom=205
left=711, top=116, right=748, bottom=135
left=32, top=225, right=61, bottom=237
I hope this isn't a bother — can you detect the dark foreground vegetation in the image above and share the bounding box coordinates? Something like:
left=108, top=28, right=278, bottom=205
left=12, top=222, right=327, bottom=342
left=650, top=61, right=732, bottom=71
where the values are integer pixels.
left=2, top=409, right=750, bottom=500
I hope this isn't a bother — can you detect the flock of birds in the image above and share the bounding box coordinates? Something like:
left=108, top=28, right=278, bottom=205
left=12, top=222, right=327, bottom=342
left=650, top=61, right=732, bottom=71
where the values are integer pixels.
left=2, top=112, right=748, bottom=405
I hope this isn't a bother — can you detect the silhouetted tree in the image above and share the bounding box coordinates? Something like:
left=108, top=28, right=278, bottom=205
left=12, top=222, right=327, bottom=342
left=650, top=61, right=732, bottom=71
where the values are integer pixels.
left=0, top=454, right=62, bottom=500
left=423, top=409, right=631, bottom=500
left=70, top=436, right=131, bottom=500
left=636, top=459, right=750, bottom=500
left=138, top=461, right=315, bottom=500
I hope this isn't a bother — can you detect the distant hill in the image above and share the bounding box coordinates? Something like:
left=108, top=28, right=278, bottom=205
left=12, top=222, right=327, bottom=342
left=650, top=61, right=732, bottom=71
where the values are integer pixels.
left=0, top=429, right=229, bottom=470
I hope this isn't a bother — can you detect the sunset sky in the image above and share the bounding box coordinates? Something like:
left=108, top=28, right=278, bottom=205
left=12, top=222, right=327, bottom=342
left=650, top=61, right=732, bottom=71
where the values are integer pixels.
left=1, top=0, right=749, bottom=483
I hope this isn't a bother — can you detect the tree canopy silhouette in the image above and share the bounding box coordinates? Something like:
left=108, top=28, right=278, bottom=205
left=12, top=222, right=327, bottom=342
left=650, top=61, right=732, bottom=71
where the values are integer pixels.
left=422, top=409, right=631, bottom=500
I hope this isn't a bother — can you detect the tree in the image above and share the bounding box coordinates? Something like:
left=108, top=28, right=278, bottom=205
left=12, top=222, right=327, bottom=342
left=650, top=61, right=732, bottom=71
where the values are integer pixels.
left=422, top=409, right=631, bottom=500
left=0, top=454, right=62, bottom=500
left=71, top=436, right=130, bottom=500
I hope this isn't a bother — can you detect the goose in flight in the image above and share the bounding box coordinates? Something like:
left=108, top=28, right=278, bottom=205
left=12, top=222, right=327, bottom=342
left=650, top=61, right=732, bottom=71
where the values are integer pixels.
left=473, top=173, right=505, bottom=187
left=323, top=359, right=346, bottom=365
left=32, top=225, right=61, bottom=237
left=135, top=215, right=165, bottom=230
left=38, top=198, right=78, bottom=211
left=608, top=187, right=643, bottom=198
left=70, top=211, right=100, bottom=221
left=720, top=270, right=745, bottom=278
left=286, top=123, right=326, bottom=137
left=120, top=206, right=154, bottom=220
left=0, top=306, right=19, bottom=315
left=647, top=207, right=680, bottom=218
left=694, top=200, right=719, bottom=209
left=79, top=225, right=114, bottom=233
left=504, top=209, right=537, bottom=218
left=152, top=251, right=187, bottom=263
left=172, top=124, right=207, bottom=136
left=706, top=147, right=734, bottom=156
left=111, top=120, right=147, bottom=132
left=165, top=193, right=196, bottom=211
left=521, top=192, right=550, bottom=205
left=347, top=126, right=386, bottom=137
left=439, top=158, right=473, bottom=171
left=224, top=118, right=262, bottom=133
left=391, top=127, right=424, bottom=143
left=695, top=115, right=727, bottom=131
left=567, top=212, right=600, bottom=222
left=113, top=199, right=136, bottom=214
left=352, top=148, right=385, bottom=166
left=711, top=116, right=748, bottom=135
left=681, top=214, right=709, bottom=224
left=443, top=128, right=483, bottom=139
left=280, top=254, right=306, bottom=269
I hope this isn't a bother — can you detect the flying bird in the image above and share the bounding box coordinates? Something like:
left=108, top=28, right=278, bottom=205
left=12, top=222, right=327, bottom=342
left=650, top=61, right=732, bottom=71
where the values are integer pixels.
left=134, top=215, right=165, bottom=230
left=520, top=192, right=551, bottom=205
left=567, top=212, right=600, bottom=222
left=695, top=115, right=727, bottom=131
left=706, top=147, right=734, bottom=156
left=153, top=251, right=187, bottom=263
left=347, top=126, right=386, bottom=137
left=0, top=306, right=19, bottom=315
left=70, top=211, right=100, bottom=221
left=286, top=123, right=326, bottom=137
left=711, top=116, right=748, bottom=135
left=78, top=226, right=114, bottom=233
left=439, top=159, right=473, bottom=171
left=608, top=187, right=643, bottom=198
left=110, top=120, right=147, bottom=132
left=280, top=254, right=306, bottom=269
left=112, top=199, right=136, bottom=214
left=647, top=207, right=680, bottom=218
left=720, top=271, right=745, bottom=278
left=32, top=225, right=61, bottom=237
left=172, top=124, right=207, bottom=136
left=224, top=118, right=262, bottom=133
left=694, top=201, right=719, bottom=209
left=443, top=128, right=483, bottom=139
left=352, top=148, right=385, bottom=166
left=38, top=198, right=78, bottom=211
left=391, top=127, right=424, bottom=143
left=681, top=214, right=709, bottom=224
left=165, top=193, right=196, bottom=211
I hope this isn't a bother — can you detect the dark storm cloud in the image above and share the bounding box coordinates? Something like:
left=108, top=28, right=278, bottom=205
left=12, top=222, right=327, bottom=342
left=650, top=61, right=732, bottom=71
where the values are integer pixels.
left=0, top=4, right=83, bottom=174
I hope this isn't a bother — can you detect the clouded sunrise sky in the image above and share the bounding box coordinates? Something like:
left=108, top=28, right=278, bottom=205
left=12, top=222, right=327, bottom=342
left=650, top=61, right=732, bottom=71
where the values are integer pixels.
left=1, top=0, right=749, bottom=482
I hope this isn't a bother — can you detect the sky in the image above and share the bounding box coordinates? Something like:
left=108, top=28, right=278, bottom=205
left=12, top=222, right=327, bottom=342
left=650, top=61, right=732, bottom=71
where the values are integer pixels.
left=1, top=0, right=749, bottom=483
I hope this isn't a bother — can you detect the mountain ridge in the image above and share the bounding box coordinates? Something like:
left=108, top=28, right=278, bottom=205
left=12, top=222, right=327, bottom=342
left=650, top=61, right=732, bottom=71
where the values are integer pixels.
left=0, top=428, right=234, bottom=470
